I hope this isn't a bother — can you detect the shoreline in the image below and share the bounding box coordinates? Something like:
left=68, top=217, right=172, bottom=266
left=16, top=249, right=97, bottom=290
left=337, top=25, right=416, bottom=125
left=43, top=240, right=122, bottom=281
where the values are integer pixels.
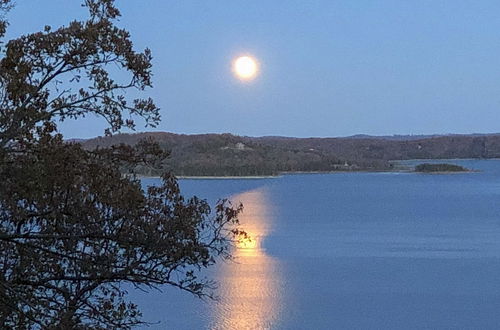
left=177, top=175, right=282, bottom=180
left=136, top=169, right=479, bottom=179
left=134, top=159, right=483, bottom=179
left=414, top=170, right=478, bottom=174
left=137, top=175, right=282, bottom=180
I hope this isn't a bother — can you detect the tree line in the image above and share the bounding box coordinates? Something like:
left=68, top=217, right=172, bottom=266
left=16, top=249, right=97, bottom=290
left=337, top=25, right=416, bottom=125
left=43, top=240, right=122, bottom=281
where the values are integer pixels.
left=82, top=132, right=500, bottom=176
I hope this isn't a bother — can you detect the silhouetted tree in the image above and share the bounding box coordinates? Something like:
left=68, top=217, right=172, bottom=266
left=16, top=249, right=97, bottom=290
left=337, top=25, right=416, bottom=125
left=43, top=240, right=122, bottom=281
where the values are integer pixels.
left=0, top=1, right=242, bottom=328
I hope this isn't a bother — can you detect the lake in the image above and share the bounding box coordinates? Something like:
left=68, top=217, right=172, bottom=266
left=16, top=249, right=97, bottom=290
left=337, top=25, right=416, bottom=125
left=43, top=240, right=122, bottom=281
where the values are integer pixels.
left=134, top=159, right=500, bottom=329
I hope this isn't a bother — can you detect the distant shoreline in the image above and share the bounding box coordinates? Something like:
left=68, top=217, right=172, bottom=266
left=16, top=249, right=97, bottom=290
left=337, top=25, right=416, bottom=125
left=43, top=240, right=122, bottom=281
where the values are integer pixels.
left=84, top=131, right=500, bottom=178
left=137, top=170, right=394, bottom=179
left=178, top=175, right=281, bottom=180
left=137, top=175, right=282, bottom=180
left=134, top=166, right=481, bottom=179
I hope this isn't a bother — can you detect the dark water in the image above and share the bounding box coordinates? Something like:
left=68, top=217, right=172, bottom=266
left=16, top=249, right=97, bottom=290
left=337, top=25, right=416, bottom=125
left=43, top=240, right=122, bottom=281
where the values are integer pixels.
left=134, top=159, right=500, bottom=329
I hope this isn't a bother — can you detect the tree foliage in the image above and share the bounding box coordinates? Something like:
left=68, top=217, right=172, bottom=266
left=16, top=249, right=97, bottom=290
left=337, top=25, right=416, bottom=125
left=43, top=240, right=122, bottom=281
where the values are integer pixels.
left=0, top=1, right=242, bottom=328
left=414, top=163, right=469, bottom=173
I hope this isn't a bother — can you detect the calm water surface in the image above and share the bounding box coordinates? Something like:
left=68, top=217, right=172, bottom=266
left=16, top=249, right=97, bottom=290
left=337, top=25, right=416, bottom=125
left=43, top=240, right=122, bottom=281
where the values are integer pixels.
left=134, top=159, right=500, bottom=329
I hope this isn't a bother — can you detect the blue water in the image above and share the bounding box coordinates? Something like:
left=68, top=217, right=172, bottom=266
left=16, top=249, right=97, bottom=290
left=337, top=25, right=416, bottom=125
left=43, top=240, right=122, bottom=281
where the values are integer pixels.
left=135, top=159, right=500, bottom=329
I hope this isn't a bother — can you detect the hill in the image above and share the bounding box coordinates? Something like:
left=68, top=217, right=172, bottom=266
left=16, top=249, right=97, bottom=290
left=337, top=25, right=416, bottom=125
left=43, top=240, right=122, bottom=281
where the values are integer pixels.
left=80, top=132, right=500, bottom=176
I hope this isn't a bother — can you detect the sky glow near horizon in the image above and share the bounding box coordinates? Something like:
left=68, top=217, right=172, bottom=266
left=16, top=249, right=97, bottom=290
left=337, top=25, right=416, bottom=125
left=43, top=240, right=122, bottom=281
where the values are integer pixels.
left=6, top=1, right=500, bottom=138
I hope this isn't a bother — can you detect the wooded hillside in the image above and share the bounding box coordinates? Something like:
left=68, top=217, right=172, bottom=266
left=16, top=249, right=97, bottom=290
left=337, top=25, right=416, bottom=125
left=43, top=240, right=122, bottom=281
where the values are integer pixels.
left=81, top=132, right=500, bottom=176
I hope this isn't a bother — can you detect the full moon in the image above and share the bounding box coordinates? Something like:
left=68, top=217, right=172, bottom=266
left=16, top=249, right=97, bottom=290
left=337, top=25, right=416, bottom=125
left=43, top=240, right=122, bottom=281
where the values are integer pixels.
left=233, top=56, right=258, bottom=80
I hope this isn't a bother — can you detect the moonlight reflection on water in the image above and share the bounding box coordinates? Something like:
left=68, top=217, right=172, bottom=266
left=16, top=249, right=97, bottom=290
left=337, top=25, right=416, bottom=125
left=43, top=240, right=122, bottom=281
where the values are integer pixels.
left=210, top=188, right=283, bottom=330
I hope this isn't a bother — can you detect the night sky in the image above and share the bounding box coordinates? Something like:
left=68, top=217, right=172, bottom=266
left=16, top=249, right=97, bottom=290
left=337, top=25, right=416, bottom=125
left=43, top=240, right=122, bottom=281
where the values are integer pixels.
left=7, top=1, right=500, bottom=138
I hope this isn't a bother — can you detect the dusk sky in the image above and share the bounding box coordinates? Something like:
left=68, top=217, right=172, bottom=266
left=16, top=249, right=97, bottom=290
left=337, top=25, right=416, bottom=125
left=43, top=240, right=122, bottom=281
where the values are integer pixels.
left=7, top=1, right=500, bottom=138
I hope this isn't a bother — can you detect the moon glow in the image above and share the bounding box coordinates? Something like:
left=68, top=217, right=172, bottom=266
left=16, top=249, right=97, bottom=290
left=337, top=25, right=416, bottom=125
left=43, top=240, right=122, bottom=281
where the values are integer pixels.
left=233, top=56, right=258, bottom=80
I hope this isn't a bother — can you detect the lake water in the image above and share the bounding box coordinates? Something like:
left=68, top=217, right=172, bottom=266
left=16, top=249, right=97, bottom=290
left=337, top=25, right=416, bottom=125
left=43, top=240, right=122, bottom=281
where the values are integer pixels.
left=134, top=159, right=500, bottom=329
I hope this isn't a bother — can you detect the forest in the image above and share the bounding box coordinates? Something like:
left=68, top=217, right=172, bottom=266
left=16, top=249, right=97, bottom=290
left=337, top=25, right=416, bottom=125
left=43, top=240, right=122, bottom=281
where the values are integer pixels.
left=81, top=132, right=500, bottom=176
